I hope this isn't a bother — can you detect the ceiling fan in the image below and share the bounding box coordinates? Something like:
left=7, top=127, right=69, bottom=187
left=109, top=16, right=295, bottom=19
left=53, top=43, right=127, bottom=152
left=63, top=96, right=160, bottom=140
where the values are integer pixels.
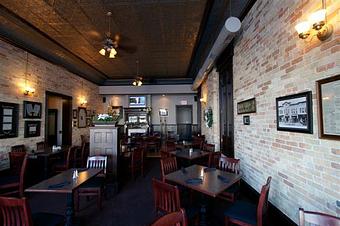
left=99, top=12, right=137, bottom=58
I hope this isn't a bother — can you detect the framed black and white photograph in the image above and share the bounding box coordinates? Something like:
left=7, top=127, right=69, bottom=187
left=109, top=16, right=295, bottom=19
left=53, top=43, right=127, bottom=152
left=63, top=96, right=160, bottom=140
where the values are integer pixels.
left=23, top=101, right=42, bottom=119
left=24, top=121, right=41, bottom=138
left=86, top=118, right=92, bottom=127
left=0, top=102, right=19, bottom=139
left=276, top=91, right=313, bottom=133
left=73, top=109, right=77, bottom=119
left=316, top=74, right=340, bottom=140
left=159, top=108, right=169, bottom=117
left=78, top=107, right=87, bottom=128
left=86, top=110, right=91, bottom=117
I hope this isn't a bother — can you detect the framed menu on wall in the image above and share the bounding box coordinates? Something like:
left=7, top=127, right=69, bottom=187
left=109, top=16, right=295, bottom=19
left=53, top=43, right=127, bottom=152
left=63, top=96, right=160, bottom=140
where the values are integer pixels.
left=0, top=102, right=19, bottom=139
left=317, top=74, right=340, bottom=140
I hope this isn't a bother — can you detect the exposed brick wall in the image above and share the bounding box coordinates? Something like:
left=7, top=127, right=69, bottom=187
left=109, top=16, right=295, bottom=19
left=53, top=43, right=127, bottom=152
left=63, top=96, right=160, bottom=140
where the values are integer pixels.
left=0, top=39, right=103, bottom=169
left=233, top=0, right=340, bottom=222
left=201, top=68, right=220, bottom=151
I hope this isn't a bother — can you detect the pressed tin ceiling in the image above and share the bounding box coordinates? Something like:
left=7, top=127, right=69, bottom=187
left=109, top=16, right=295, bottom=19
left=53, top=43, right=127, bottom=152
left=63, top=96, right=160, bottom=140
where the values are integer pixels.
left=0, top=0, right=208, bottom=81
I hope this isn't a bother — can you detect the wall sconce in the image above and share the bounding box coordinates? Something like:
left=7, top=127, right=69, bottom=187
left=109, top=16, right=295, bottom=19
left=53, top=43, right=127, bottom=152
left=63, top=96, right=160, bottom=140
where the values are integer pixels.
left=200, top=97, right=206, bottom=103
left=295, top=4, right=333, bottom=41
left=24, top=86, right=35, bottom=96
left=79, top=96, right=87, bottom=106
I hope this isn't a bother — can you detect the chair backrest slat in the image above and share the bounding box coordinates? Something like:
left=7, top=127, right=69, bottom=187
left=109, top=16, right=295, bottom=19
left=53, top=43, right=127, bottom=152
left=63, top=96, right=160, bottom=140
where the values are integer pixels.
left=151, top=208, right=187, bottom=226
left=299, top=208, right=340, bottom=226
left=86, top=156, right=107, bottom=174
left=152, top=178, right=181, bottom=214
left=0, top=197, right=33, bottom=226
left=160, top=157, right=178, bottom=182
left=10, top=145, right=26, bottom=153
left=217, top=156, right=240, bottom=174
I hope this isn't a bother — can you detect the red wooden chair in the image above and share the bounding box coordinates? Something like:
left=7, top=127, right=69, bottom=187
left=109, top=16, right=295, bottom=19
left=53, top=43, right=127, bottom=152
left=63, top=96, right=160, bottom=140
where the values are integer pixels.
left=202, top=143, right=215, bottom=152
left=299, top=208, right=340, bottom=226
left=152, top=178, right=181, bottom=214
left=160, top=150, right=171, bottom=159
left=36, top=141, right=46, bottom=151
left=160, top=157, right=178, bottom=182
left=151, top=208, right=188, bottom=226
left=208, top=151, right=221, bottom=168
left=165, top=141, right=176, bottom=152
left=54, top=146, right=77, bottom=173
left=0, top=196, right=64, bottom=226
left=0, top=154, right=28, bottom=198
left=224, top=176, right=272, bottom=226
left=192, top=139, right=204, bottom=150
left=11, top=145, right=26, bottom=153
left=130, top=148, right=144, bottom=179
left=75, top=156, right=107, bottom=211
left=152, top=178, right=199, bottom=225
left=217, top=156, right=241, bottom=202
left=9, top=151, right=26, bottom=175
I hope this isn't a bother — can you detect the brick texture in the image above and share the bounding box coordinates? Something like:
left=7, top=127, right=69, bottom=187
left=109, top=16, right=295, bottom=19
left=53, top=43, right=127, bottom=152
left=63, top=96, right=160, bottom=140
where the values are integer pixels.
left=0, top=39, right=103, bottom=169
left=201, top=68, right=220, bottom=151
left=233, top=0, right=340, bottom=222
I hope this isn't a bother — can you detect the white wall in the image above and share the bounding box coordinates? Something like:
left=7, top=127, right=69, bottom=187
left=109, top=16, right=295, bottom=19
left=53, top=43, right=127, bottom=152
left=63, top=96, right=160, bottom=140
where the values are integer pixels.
left=102, top=94, right=198, bottom=125
left=151, top=95, right=198, bottom=125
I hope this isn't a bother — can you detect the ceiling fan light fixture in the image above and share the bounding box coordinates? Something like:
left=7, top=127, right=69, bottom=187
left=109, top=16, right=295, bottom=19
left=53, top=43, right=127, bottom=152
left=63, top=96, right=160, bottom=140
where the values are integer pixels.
left=109, top=48, right=117, bottom=58
left=99, top=48, right=106, bottom=56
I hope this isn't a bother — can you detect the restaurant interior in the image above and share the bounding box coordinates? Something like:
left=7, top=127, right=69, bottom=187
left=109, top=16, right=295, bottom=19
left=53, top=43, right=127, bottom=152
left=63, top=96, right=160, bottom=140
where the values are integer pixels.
left=0, top=0, right=339, bottom=226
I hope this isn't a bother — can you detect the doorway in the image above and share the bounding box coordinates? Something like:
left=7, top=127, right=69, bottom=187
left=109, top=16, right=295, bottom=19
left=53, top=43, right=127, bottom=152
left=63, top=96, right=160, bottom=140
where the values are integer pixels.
left=217, top=44, right=234, bottom=157
left=45, top=91, right=72, bottom=146
left=176, top=105, right=193, bottom=141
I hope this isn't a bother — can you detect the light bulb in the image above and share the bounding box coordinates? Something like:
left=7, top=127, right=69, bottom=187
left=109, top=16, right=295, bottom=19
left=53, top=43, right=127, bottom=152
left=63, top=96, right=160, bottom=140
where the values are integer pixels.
left=132, top=81, right=137, bottom=86
left=309, top=9, right=326, bottom=30
left=99, top=48, right=106, bottom=56
left=295, top=21, right=311, bottom=39
left=137, top=80, right=142, bottom=86
left=109, top=48, right=117, bottom=58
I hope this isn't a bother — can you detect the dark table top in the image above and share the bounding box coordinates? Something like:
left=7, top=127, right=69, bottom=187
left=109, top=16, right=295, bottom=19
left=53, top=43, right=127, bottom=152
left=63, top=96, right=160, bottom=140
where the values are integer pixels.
left=28, top=146, right=69, bottom=158
left=170, top=149, right=210, bottom=160
left=165, top=165, right=242, bottom=197
left=25, top=168, right=102, bottom=194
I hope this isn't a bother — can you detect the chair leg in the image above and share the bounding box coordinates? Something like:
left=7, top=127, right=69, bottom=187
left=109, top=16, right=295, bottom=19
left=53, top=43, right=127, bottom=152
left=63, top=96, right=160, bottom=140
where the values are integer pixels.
left=74, top=190, right=79, bottom=211
left=97, top=189, right=102, bottom=210
left=225, top=216, right=230, bottom=226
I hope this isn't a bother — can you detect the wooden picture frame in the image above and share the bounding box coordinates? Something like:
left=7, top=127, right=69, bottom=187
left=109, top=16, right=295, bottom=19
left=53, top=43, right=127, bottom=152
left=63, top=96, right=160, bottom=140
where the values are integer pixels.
left=78, top=107, right=87, bottom=128
left=24, top=121, right=41, bottom=138
left=23, top=101, right=42, bottom=119
left=0, top=102, right=19, bottom=139
left=276, top=91, right=313, bottom=134
left=316, top=74, right=340, bottom=140
left=237, top=98, right=256, bottom=114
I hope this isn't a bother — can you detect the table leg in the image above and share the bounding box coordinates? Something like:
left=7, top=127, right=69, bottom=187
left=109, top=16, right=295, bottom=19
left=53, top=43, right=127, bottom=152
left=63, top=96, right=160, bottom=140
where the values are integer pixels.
left=65, top=193, right=74, bottom=226
left=199, top=194, right=209, bottom=226
left=43, top=156, right=49, bottom=179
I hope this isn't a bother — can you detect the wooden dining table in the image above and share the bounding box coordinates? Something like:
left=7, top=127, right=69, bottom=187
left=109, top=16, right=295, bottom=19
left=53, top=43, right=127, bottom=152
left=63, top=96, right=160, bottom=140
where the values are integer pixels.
left=25, top=168, right=102, bottom=226
left=28, top=146, right=69, bottom=179
left=170, top=149, right=210, bottom=161
left=165, top=164, right=242, bottom=226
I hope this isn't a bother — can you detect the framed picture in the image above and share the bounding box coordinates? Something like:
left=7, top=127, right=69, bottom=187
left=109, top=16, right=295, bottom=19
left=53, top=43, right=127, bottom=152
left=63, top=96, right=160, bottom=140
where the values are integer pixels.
left=0, top=102, right=19, bottom=139
left=243, top=115, right=250, bottom=125
left=159, top=108, right=168, bottom=117
left=237, top=98, right=256, bottom=114
left=316, top=74, right=340, bottom=140
left=24, top=121, right=41, bottom=138
left=23, top=101, right=42, bottom=119
left=276, top=91, right=313, bottom=133
left=78, top=107, right=87, bottom=128
left=73, top=109, right=77, bottom=119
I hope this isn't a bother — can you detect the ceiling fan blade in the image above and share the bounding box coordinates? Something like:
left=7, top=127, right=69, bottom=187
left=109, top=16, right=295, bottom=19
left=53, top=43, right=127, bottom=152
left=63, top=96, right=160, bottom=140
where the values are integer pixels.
left=118, top=44, right=137, bottom=54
